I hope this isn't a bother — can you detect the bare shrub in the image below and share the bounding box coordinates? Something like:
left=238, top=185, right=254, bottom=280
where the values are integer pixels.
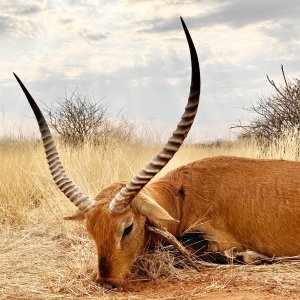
left=234, top=65, right=300, bottom=142
left=92, top=113, right=136, bottom=148
left=46, top=88, right=134, bottom=146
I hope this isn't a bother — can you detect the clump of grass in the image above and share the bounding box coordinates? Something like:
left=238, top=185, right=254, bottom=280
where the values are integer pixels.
left=132, top=244, right=192, bottom=281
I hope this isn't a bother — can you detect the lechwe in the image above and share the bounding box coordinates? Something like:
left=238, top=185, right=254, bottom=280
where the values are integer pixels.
left=14, top=18, right=300, bottom=289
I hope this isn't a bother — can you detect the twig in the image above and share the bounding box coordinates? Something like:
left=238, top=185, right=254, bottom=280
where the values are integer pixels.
left=271, top=255, right=300, bottom=263
left=145, top=225, right=201, bottom=272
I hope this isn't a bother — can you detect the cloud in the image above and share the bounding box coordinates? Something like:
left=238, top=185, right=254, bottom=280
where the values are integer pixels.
left=261, top=22, right=300, bottom=43
left=1, top=0, right=45, bottom=16
left=79, top=28, right=107, bottom=41
left=202, top=0, right=300, bottom=28
left=0, top=13, right=32, bottom=38
left=139, top=17, right=182, bottom=33
left=126, top=0, right=196, bottom=4
left=0, top=1, right=45, bottom=38
left=16, top=4, right=43, bottom=16
left=139, top=0, right=300, bottom=33
left=0, top=15, right=11, bottom=35
left=59, top=18, right=74, bottom=25
left=0, top=14, right=44, bottom=38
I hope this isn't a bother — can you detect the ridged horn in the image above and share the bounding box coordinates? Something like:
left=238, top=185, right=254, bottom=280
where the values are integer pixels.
left=13, top=73, right=96, bottom=212
left=109, top=17, right=201, bottom=214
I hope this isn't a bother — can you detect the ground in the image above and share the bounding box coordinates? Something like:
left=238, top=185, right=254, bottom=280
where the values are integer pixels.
left=1, top=219, right=299, bottom=300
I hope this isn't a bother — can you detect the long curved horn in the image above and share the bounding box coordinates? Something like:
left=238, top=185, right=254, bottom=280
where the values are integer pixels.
left=109, top=17, right=201, bottom=214
left=13, top=73, right=96, bottom=212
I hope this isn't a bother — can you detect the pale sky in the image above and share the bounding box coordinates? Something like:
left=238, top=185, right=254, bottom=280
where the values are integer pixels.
left=1, top=0, right=300, bottom=141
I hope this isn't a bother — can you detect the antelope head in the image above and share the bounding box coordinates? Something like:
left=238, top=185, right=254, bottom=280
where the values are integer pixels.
left=14, top=17, right=200, bottom=288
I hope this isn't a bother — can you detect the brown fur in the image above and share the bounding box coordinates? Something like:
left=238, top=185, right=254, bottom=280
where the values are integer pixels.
left=83, top=156, right=300, bottom=287
left=85, top=182, right=146, bottom=286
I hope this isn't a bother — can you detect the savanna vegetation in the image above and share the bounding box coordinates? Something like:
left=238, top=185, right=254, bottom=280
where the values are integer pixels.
left=234, top=65, right=300, bottom=142
left=1, top=127, right=300, bottom=299
left=46, top=88, right=134, bottom=147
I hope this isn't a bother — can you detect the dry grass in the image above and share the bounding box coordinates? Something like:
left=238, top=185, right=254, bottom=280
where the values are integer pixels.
left=1, top=131, right=300, bottom=299
left=133, top=245, right=300, bottom=298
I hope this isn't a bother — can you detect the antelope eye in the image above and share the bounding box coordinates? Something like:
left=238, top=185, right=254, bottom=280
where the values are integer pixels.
left=122, top=223, right=133, bottom=239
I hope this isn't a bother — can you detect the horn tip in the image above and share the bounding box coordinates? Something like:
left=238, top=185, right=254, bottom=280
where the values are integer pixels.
left=180, top=17, right=189, bottom=37
left=13, top=73, right=23, bottom=87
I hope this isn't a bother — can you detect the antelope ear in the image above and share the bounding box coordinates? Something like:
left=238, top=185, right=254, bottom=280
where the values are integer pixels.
left=131, top=193, right=179, bottom=226
left=63, top=209, right=86, bottom=221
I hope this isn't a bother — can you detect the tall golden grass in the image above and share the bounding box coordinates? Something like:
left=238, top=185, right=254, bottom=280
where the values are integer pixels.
left=1, top=131, right=300, bottom=299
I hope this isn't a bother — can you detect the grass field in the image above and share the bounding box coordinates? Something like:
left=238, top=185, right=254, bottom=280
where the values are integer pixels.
left=1, top=132, right=300, bottom=299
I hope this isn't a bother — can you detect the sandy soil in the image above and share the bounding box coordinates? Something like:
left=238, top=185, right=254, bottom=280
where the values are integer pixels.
left=110, top=266, right=300, bottom=300
left=124, top=279, right=298, bottom=300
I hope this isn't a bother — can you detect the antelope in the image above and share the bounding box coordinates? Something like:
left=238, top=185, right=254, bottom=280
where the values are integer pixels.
left=14, top=18, right=300, bottom=289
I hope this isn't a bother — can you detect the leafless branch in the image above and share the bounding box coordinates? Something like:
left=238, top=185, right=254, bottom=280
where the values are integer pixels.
left=45, top=88, right=135, bottom=146
left=234, top=66, right=300, bottom=141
